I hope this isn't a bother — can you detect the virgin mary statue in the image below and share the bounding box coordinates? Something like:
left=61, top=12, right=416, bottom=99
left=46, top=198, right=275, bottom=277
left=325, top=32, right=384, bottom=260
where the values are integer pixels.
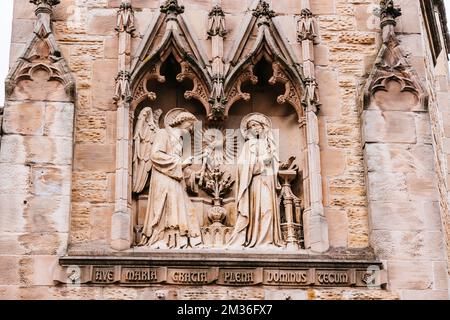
left=228, top=113, right=285, bottom=249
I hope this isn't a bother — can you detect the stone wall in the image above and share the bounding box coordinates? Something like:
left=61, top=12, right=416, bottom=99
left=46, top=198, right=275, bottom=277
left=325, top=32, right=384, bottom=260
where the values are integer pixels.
left=0, top=0, right=449, bottom=300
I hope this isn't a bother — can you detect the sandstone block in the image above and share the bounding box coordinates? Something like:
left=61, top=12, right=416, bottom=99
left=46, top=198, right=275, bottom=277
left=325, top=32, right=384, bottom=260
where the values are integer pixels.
left=31, top=166, right=72, bottom=196
left=0, top=256, right=21, bottom=285
left=92, top=60, right=117, bottom=111
left=0, top=234, right=29, bottom=255
left=18, top=232, right=68, bottom=256
left=324, top=209, right=348, bottom=248
left=44, top=103, right=75, bottom=138
left=433, top=261, right=449, bottom=291
left=414, top=113, right=432, bottom=144
left=11, top=19, right=35, bottom=44
left=30, top=256, right=60, bottom=286
left=405, top=173, right=438, bottom=201
left=367, top=172, right=408, bottom=201
left=0, top=164, right=30, bottom=195
left=87, top=9, right=116, bottom=35
left=74, top=144, right=115, bottom=172
left=396, top=1, right=421, bottom=35
left=362, top=110, right=416, bottom=144
left=0, top=194, right=27, bottom=233
left=388, top=261, right=432, bottom=290
left=316, top=68, right=341, bottom=117
left=364, top=144, right=434, bottom=173
left=371, top=230, right=445, bottom=261
left=400, top=290, right=449, bottom=300
left=311, top=0, right=335, bottom=15
left=369, top=201, right=441, bottom=232
left=25, top=195, right=70, bottom=233
left=2, top=102, right=45, bottom=135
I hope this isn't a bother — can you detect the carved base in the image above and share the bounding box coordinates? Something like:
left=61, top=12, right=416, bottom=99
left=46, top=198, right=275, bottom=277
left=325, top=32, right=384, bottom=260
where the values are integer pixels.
left=281, top=222, right=303, bottom=248
left=201, top=225, right=233, bottom=248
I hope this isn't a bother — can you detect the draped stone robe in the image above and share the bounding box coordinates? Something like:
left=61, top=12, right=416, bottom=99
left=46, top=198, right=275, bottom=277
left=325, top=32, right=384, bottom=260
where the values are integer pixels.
left=228, top=137, right=284, bottom=248
left=142, top=128, right=201, bottom=249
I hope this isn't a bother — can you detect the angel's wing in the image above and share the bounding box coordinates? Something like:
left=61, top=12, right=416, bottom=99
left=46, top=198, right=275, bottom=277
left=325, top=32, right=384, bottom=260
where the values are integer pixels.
left=132, top=107, right=162, bottom=193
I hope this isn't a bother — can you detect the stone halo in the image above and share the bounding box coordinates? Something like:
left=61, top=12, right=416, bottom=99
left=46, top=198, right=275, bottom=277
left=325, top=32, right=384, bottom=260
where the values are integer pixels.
left=163, top=107, right=193, bottom=128
left=240, top=112, right=273, bottom=138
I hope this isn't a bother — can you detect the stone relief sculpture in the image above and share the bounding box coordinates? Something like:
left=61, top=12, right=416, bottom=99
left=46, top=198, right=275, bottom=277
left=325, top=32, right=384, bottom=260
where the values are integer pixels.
left=133, top=107, right=202, bottom=249
left=227, top=113, right=285, bottom=249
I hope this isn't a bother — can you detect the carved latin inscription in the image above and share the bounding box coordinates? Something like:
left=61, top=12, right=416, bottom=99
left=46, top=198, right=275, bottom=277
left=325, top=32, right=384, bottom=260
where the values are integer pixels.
left=264, top=269, right=309, bottom=285
left=168, top=269, right=212, bottom=285
left=93, top=267, right=116, bottom=284
left=316, top=270, right=354, bottom=286
left=217, top=269, right=262, bottom=285
left=122, top=268, right=159, bottom=283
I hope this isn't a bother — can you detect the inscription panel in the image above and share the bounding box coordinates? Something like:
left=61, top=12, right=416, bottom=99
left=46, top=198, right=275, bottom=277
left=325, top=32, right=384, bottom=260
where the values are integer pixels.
left=57, top=263, right=383, bottom=288
left=121, top=267, right=167, bottom=285
left=217, top=268, right=263, bottom=286
left=166, top=268, right=218, bottom=285
left=263, top=269, right=311, bottom=286
left=92, top=267, right=118, bottom=284
left=315, top=269, right=356, bottom=286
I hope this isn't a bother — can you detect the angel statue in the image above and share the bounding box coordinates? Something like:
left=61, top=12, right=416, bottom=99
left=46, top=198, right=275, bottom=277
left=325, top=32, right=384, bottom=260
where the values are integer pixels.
left=227, top=113, right=285, bottom=249
left=132, top=107, right=202, bottom=249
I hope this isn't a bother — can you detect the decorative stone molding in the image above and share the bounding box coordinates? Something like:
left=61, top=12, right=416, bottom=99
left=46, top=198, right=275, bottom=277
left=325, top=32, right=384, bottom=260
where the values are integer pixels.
left=225, top=66, right=258, bottom=113
left=297, top=9, right=317, bottom=42
left=363, top=0, right=426, bottom=109
left=116, top=2, right=136, bottom=34
left=160, top=0, right=185, bottom=15
left=30, top=0, right=60, bottom=6
left=252, top=1, right=276, bottom=22
left=114, top=71, right=132, bottom=103
left=6, top=0, right=75, bottom=101
left=208, top=5, right=227, bottom=38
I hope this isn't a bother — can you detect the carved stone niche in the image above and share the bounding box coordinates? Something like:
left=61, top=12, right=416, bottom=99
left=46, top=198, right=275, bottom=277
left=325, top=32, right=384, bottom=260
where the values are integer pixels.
left=129, top=45, right=310, bottom=252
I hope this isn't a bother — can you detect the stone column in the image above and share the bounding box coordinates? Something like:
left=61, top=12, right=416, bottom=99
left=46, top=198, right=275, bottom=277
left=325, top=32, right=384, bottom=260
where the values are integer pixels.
left=111, top=0, right=135, bottom=251
left=298, top=3, right=329, bottom=253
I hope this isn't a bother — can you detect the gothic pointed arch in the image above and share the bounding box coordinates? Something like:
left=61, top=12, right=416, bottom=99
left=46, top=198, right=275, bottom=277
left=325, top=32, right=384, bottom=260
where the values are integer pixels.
left=223, top=1, right=305, bottom=118
left=130, top=5, right=213, bottom=114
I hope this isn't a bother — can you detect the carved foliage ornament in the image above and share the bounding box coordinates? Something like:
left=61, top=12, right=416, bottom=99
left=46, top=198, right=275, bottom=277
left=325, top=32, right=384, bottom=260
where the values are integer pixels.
left=116, top=2, right=136, bottom=34
left=379, top=0, right=402, bottom=21
left=297, top=9, right=317, bottom=42
left=160, top=0, right=185, bottom=15
left=30, top=0, right=60, bottom=6
left=208, top=5, right=227, bottom=37
left=253, top=1, right=276, bottom=20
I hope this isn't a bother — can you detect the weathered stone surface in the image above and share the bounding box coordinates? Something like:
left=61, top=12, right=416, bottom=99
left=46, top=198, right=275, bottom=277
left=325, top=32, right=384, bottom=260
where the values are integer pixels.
left=362, top=110, right=417, bottom=144
left=370, top=201, right=442, bottom=232
left=2, top=102, right=45, bottom=135
left=365, top=144, right=435, bottom=174
left=367, top=172, right=408, bottom=201
left=73, top=144, right=115, bottom=172
left=388, top=261, right=433, bottom=290
left=371, top=230, right=445, bottom=261
left=0, top=257, right=21, bottom=285
left=325, top=209, right=348, bottom=248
